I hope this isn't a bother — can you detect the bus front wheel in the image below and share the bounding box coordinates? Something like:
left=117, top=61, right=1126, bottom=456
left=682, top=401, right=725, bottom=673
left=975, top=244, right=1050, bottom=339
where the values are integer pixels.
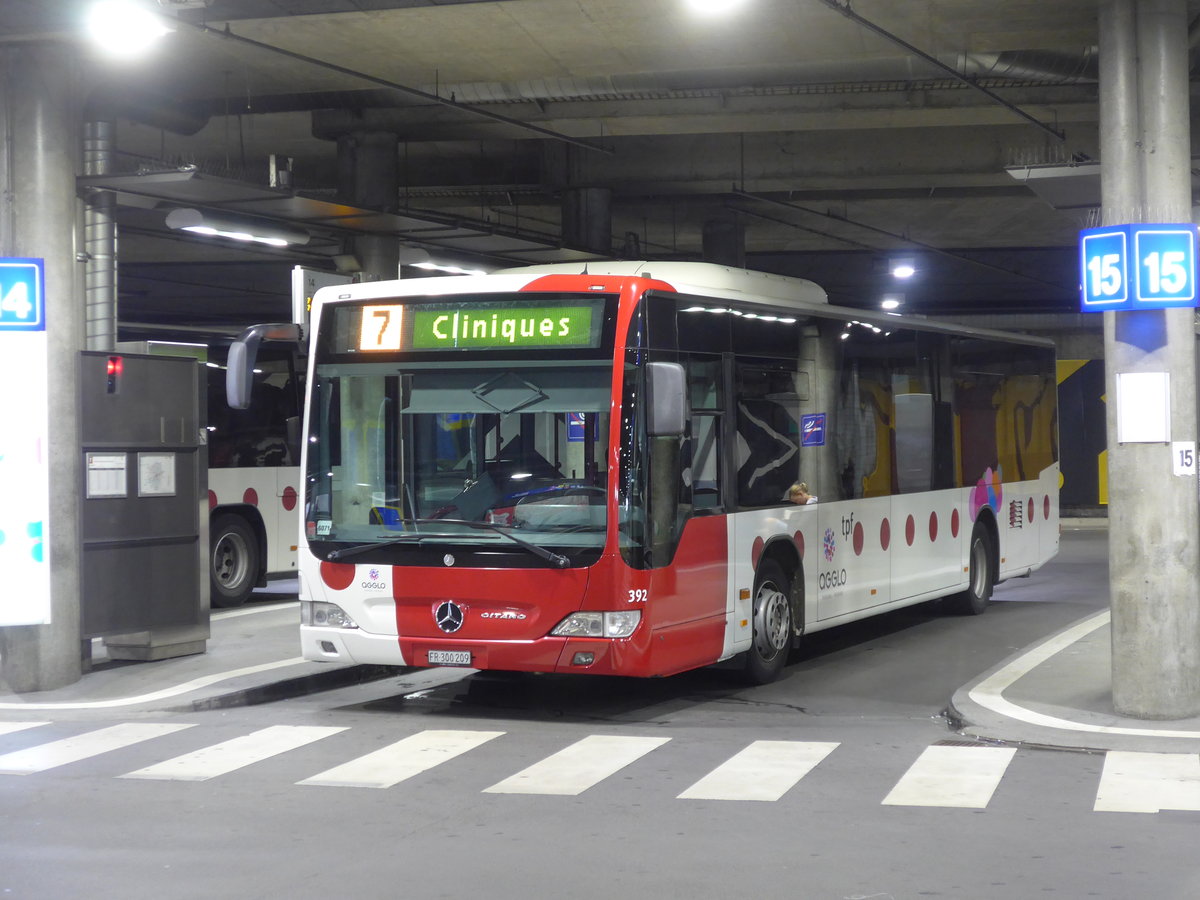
left=947, top=524, right=994, bottom=615
left=745, top=559, right=792, bottom=684
left=210, top=514, right=259, bottom=608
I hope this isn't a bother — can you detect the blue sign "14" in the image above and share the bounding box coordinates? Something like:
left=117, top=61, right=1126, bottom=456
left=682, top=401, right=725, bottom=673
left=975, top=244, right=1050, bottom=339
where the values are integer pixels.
left=0, top=258, right=45, bottom=330
left=1079, top=224, right=1198, bottom=312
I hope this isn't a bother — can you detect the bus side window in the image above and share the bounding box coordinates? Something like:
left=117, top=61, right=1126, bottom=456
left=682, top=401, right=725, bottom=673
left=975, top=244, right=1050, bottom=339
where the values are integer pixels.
left=687, top=356, right=723, bottom=513
left=734, top=363, right=801, bottom=507
left=692, top=416, right=721, bottom=511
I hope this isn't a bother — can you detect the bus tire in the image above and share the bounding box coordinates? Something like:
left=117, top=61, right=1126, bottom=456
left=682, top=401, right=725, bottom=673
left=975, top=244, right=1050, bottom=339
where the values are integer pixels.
left=210, top=514, right=259, bottom=608
left=745, top=559, right=792, bottom=684
left=948, top=524, right=993, bottom=615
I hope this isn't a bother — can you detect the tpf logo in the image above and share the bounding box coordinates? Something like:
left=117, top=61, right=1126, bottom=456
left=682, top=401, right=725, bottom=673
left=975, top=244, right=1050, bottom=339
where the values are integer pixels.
left=801, top=413, right=827, bottom=447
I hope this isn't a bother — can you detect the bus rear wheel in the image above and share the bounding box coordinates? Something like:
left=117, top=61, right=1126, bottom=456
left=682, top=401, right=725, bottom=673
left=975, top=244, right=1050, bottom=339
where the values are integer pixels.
left=745, top=559, right=793, bottom=684
left=947, top=524, right=994, bottom=615
left=210, top=514, right=259, bottom=608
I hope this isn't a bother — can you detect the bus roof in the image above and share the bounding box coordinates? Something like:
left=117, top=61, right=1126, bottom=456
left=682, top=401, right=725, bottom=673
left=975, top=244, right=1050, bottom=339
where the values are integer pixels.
left=309, top=261, right=1052, bottom=350
left=493, top=260, right=829, bottom=307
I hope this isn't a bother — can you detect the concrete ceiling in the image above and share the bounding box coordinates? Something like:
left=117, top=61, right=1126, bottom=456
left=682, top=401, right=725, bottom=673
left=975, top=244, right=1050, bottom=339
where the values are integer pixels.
left=6, top=0, right=1199, bottom=335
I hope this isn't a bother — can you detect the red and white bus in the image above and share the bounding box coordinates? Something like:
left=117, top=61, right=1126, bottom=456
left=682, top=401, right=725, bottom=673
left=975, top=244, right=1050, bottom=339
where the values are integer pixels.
left=230, top=262, right=1059, bottom=682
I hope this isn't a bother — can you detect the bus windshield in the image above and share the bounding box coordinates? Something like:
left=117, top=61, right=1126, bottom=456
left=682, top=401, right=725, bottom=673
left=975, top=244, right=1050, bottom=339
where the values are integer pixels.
left=305, top=358, right=612, bottom=558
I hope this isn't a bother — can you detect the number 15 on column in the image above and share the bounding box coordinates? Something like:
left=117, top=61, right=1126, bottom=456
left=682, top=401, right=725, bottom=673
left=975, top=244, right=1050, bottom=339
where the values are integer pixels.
left=1135, top=229, right=1197, bottom=305
left=1080, top=229, right=1129, bottom=310
left=1173, top=442, right=1197, bottom=477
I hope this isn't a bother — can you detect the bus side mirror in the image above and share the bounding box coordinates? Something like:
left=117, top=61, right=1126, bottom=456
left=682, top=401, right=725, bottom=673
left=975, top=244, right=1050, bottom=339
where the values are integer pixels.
left=226, top=340, right=253, bottom=410
left=647, top=361, right=686, bottom=437
left=226, top=323, right=302, bottom=410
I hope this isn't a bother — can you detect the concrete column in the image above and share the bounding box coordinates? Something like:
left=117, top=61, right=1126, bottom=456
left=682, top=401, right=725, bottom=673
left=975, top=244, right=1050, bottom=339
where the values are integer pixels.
left=337, top=131, right=399, bottom=281
left=1100, top=0, right=1200, bottom=717
left=562, top=187, right=612, bottom=256
left=0, top=42, right=84, bottom=691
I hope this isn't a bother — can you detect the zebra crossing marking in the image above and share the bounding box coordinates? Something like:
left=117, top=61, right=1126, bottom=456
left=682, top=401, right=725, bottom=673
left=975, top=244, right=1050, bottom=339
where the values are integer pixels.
left=1095, top=751, right=1200, bottom=814
left=882, top=744, right=1016, bottom=808
left=0, top=723, right=193, bottom=775
left=121, top=725, right=348, bottom=782
left=298, top=729, right=505, bottom=789
left=6, top=718, right=1198, bottom=815
left=678, top=740, right=839, bottom=801
left=484, top=734, right=670, bottom=796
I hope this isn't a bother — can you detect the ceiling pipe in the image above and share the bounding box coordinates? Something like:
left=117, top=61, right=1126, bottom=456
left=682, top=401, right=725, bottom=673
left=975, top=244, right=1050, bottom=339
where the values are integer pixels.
left=180, top=20, right=612, bottom=155
left=960, top=49, right=1098, bottom=84
left=84, top=85, right=210, bottom=136
left=420, top=52, right=1099, bottom=105
left=814, top=0, right=1066, bottom=142
left=83, top=120, right=118, bottom=353
left=189, top=49, right=1100, bottom=120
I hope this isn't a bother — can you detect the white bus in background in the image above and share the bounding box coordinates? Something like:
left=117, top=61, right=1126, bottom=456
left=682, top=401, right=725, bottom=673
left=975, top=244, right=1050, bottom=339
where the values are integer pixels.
left=205, top=345, right=302, bottom=606
left=119, top=340, right=302, bottom=607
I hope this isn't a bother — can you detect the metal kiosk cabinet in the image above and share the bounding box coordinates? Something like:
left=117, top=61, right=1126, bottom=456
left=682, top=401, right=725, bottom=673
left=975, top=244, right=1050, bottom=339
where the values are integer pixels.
left=80, top=351, right=209, bottom=660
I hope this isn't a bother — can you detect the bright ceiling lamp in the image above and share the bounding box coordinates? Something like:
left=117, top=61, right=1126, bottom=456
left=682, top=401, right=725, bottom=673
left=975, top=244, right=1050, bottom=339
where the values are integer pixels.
left=85, top=0, right=173, bottom=59
left=165, top=208, right=310, bottom=247
left=890, top=257, right=916, bottom=279
left=684, top=0, right=747, bottom=14
left=881, top=292, right=904, bottom=311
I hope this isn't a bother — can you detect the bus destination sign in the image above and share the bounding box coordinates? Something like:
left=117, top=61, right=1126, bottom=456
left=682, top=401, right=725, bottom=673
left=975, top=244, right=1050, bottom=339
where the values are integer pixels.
left=411, top=305, right=595, bottom=350
left=351, top=298, right=601, bottom=352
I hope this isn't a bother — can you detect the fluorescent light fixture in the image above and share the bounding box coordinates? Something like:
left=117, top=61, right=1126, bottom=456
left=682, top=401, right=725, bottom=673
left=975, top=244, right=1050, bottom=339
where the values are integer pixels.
left=85, top=0, right=172, bottom=59
left=411, top=261, right=488, bottom=277
left=165, top=208, right=310, bottom=247
left=881, top=293, right=904, bottom=311
left=890, top=257, right=916, bottom=279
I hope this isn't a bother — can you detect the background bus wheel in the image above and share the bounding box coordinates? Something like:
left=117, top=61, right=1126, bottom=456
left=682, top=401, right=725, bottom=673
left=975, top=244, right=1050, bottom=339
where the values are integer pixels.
left=948, top=524, right=994, bottom=615
left=210, top=514, right=258, bottom=608
left=745, top=560, right=792, bottom=684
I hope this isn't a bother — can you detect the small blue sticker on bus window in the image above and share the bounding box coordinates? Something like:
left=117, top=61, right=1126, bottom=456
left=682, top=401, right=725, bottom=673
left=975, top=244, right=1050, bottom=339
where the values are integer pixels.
left=567, top=412, right=586, bottom=442
left=801, top=413, right=827, bottom=447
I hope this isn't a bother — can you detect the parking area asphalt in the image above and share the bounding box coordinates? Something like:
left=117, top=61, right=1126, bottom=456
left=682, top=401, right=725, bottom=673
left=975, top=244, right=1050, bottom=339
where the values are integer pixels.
left=6, top=526, right=1200, bottom=753
left=0, top=580, right=392, bottom=715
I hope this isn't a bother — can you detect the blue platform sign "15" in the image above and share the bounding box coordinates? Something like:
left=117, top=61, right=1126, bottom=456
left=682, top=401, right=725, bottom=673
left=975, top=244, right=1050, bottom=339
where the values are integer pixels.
left=0, top=258, right=45, bottom=330
left=1079, top=224, right=1198, bottom=312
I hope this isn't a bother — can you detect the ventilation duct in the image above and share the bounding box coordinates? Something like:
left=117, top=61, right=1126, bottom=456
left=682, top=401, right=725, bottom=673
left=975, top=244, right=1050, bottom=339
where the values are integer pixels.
left=84, top=86, right=210, bottom=136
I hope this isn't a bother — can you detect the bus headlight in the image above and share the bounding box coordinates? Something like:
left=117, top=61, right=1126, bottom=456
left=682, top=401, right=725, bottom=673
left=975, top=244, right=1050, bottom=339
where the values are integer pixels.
left=551, top=610, right=641, bottom=639
left=300, top=600, right=359, bottom=629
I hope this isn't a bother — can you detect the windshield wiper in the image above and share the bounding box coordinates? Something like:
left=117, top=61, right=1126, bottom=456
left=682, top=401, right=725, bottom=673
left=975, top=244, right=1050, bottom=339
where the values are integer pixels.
left=325, top=518, right=569, bottom=568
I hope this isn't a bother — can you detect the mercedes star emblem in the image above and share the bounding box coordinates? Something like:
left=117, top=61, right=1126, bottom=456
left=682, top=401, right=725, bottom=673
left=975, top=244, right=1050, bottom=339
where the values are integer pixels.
left=443, top=553, right=455, bottom=567
left=434, top=600, right=464, bottom=633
